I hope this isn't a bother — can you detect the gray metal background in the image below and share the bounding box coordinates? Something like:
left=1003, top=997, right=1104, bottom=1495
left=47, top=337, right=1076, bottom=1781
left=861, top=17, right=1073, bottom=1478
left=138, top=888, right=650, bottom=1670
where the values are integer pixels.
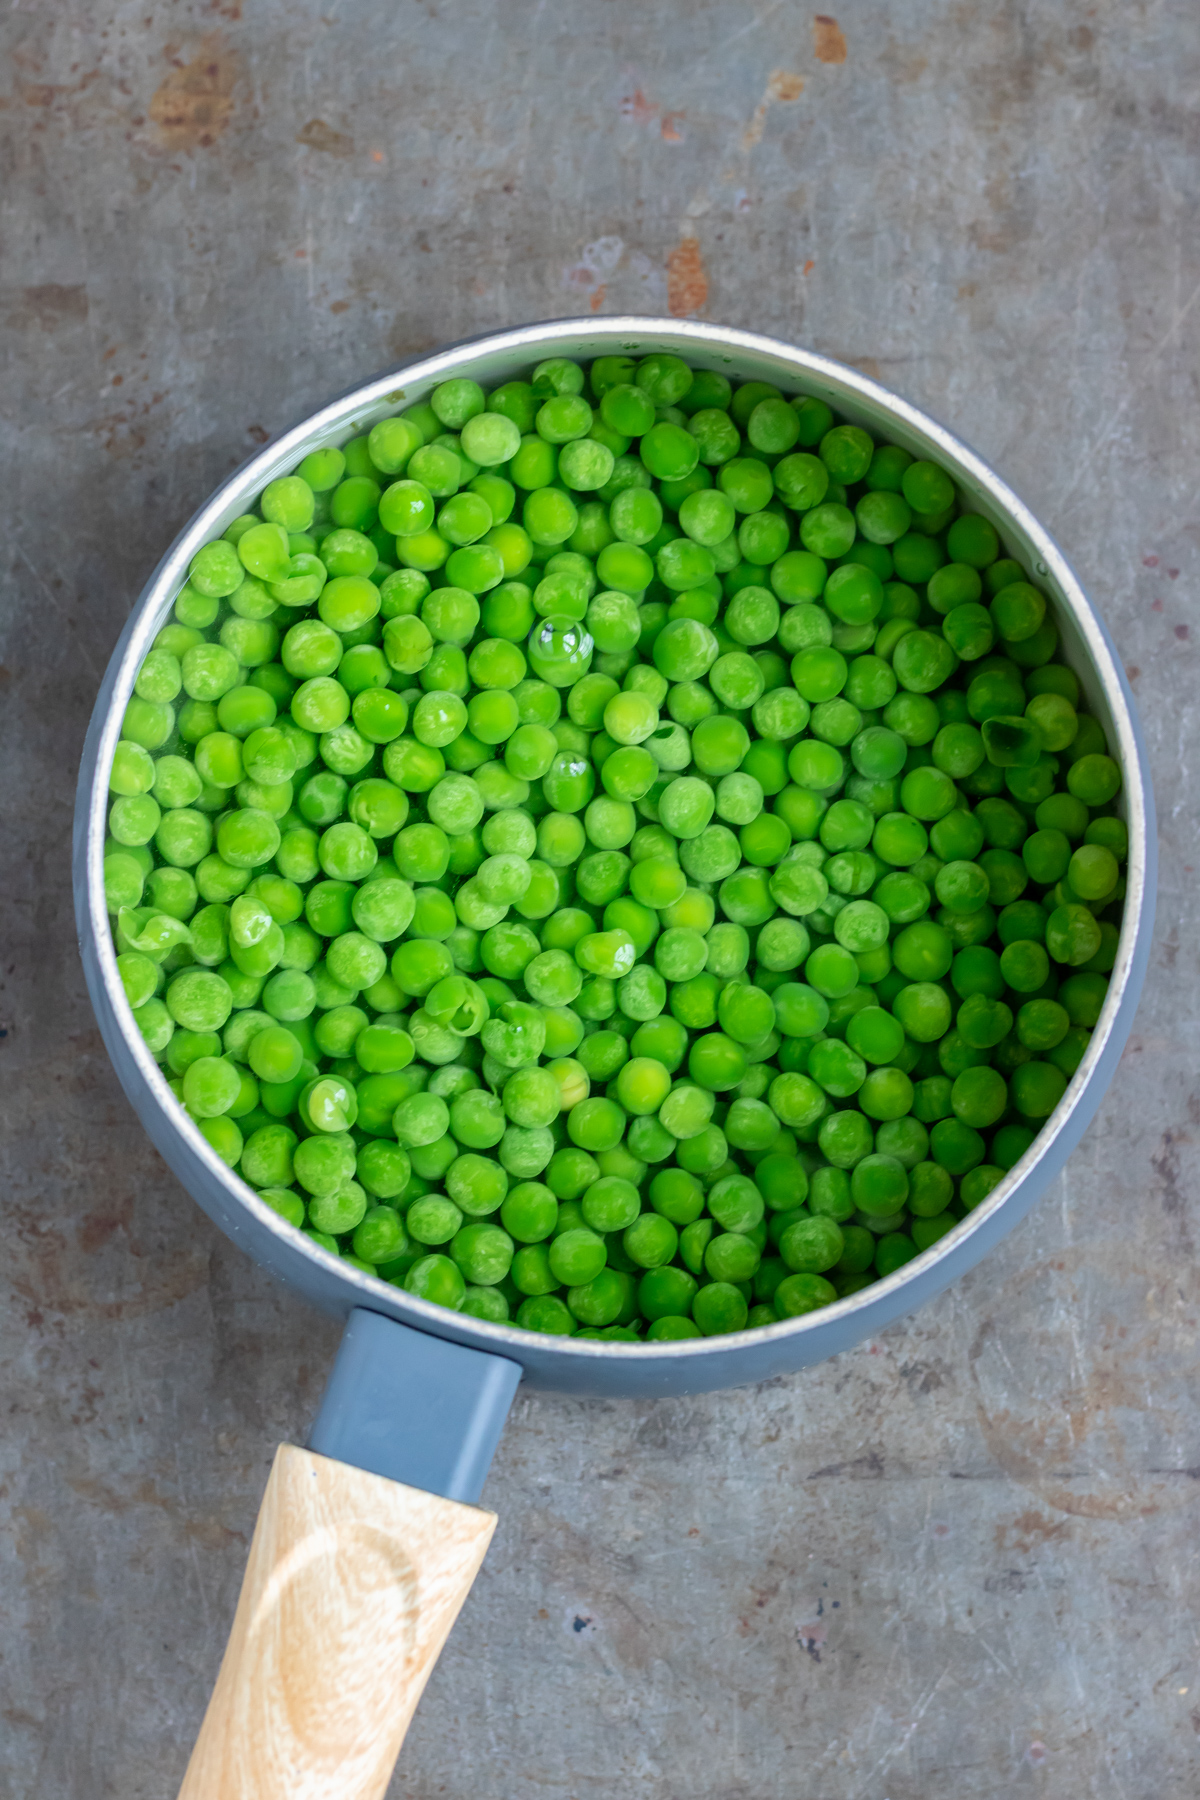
left=2, top=2, right=1197, bottom=1795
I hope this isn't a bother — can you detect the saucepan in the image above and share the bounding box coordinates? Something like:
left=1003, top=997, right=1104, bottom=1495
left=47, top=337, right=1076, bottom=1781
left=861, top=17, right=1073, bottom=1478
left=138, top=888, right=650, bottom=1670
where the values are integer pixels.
left=73, top=318, right=1155, bottom=1798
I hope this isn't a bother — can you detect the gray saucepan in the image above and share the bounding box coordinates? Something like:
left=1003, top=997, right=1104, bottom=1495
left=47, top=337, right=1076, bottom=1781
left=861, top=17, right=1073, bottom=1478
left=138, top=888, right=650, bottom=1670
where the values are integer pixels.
left=73, top=318, right=1156, bottom=1799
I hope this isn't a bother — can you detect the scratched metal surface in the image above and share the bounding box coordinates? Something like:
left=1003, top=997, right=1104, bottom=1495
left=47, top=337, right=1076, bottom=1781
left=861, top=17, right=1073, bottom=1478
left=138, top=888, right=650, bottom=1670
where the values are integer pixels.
left=1, top=2, right=1198, bottom=1795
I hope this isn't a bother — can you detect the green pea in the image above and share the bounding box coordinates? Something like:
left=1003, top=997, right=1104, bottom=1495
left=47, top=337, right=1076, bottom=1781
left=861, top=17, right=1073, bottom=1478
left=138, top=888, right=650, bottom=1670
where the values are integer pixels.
left=773, top=1273, right=836, bottom=1318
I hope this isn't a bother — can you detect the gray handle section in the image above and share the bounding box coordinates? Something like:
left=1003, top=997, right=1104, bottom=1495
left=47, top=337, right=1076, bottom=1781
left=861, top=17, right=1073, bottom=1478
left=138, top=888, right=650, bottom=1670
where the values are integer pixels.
left=308, top=1309, right=521, bottom=1504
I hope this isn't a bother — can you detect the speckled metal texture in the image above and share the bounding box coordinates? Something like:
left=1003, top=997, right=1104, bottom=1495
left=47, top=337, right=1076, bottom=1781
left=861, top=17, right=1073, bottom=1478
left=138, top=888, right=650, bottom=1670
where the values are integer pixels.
left=74, top=315, right=1155, bottom=1395
left=5, top=2, right=1198, bottom=1793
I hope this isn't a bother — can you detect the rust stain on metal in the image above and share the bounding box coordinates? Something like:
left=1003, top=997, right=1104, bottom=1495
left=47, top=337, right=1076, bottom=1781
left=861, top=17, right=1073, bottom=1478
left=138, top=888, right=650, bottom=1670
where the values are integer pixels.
left=67, top=1474, right=246, bottom=1549
left=18, top=69, right=102, bottom=110
left=620, top=86, right=657, bottom=124
left=148, top=33, right=239, bottom=151
left=742, top=69, right=805, bottom=150
left=742, top=107, right=766, bottom=151
left=667, top=238, right=708, bottom=318
left=78, top=1192, right=134, bottom=1256
left=6, top=1183, right=209, bottom=1323
left=881, top=42, right=928, bottom=83
left=995, top=1509, right=1069, bottom=1553
left=813, top=16, right=848, bottom=64
left=296, top=117, right=355, bottom=158
left=620, top=85, right=685, bottom=142
left=5, top=285, right=89, bottom=331
left=768, top=69, right=806, bottom=102
left=968, top=1250, right=1200, bottom=1521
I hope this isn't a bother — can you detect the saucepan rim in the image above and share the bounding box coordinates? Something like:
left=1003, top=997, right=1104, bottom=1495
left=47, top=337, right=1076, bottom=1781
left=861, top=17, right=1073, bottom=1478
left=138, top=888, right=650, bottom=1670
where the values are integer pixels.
left=75, top=314, right=1154, bottom=1378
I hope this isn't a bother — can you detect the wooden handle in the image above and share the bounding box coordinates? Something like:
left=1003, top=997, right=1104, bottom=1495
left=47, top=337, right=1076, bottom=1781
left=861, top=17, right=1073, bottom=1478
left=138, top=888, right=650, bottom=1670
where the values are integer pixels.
left=177, top=1443, right=496, bottom=1800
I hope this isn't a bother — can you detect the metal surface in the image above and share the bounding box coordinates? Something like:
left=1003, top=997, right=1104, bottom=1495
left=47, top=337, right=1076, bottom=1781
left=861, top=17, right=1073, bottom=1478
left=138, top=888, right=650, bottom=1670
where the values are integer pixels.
left=75, top=317, right=1155, bottom=1397
left=6, top=5, right=1198, bottom=1792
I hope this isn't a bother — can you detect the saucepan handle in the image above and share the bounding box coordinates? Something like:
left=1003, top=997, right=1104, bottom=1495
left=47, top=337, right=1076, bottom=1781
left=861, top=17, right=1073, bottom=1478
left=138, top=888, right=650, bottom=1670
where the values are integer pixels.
left=176, top=1312, right=521, bottom=1800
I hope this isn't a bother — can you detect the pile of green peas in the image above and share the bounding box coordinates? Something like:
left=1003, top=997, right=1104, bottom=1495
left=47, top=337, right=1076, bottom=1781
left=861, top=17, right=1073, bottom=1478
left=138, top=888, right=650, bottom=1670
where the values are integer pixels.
left=103, top=349, right=1127, bottom=1341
